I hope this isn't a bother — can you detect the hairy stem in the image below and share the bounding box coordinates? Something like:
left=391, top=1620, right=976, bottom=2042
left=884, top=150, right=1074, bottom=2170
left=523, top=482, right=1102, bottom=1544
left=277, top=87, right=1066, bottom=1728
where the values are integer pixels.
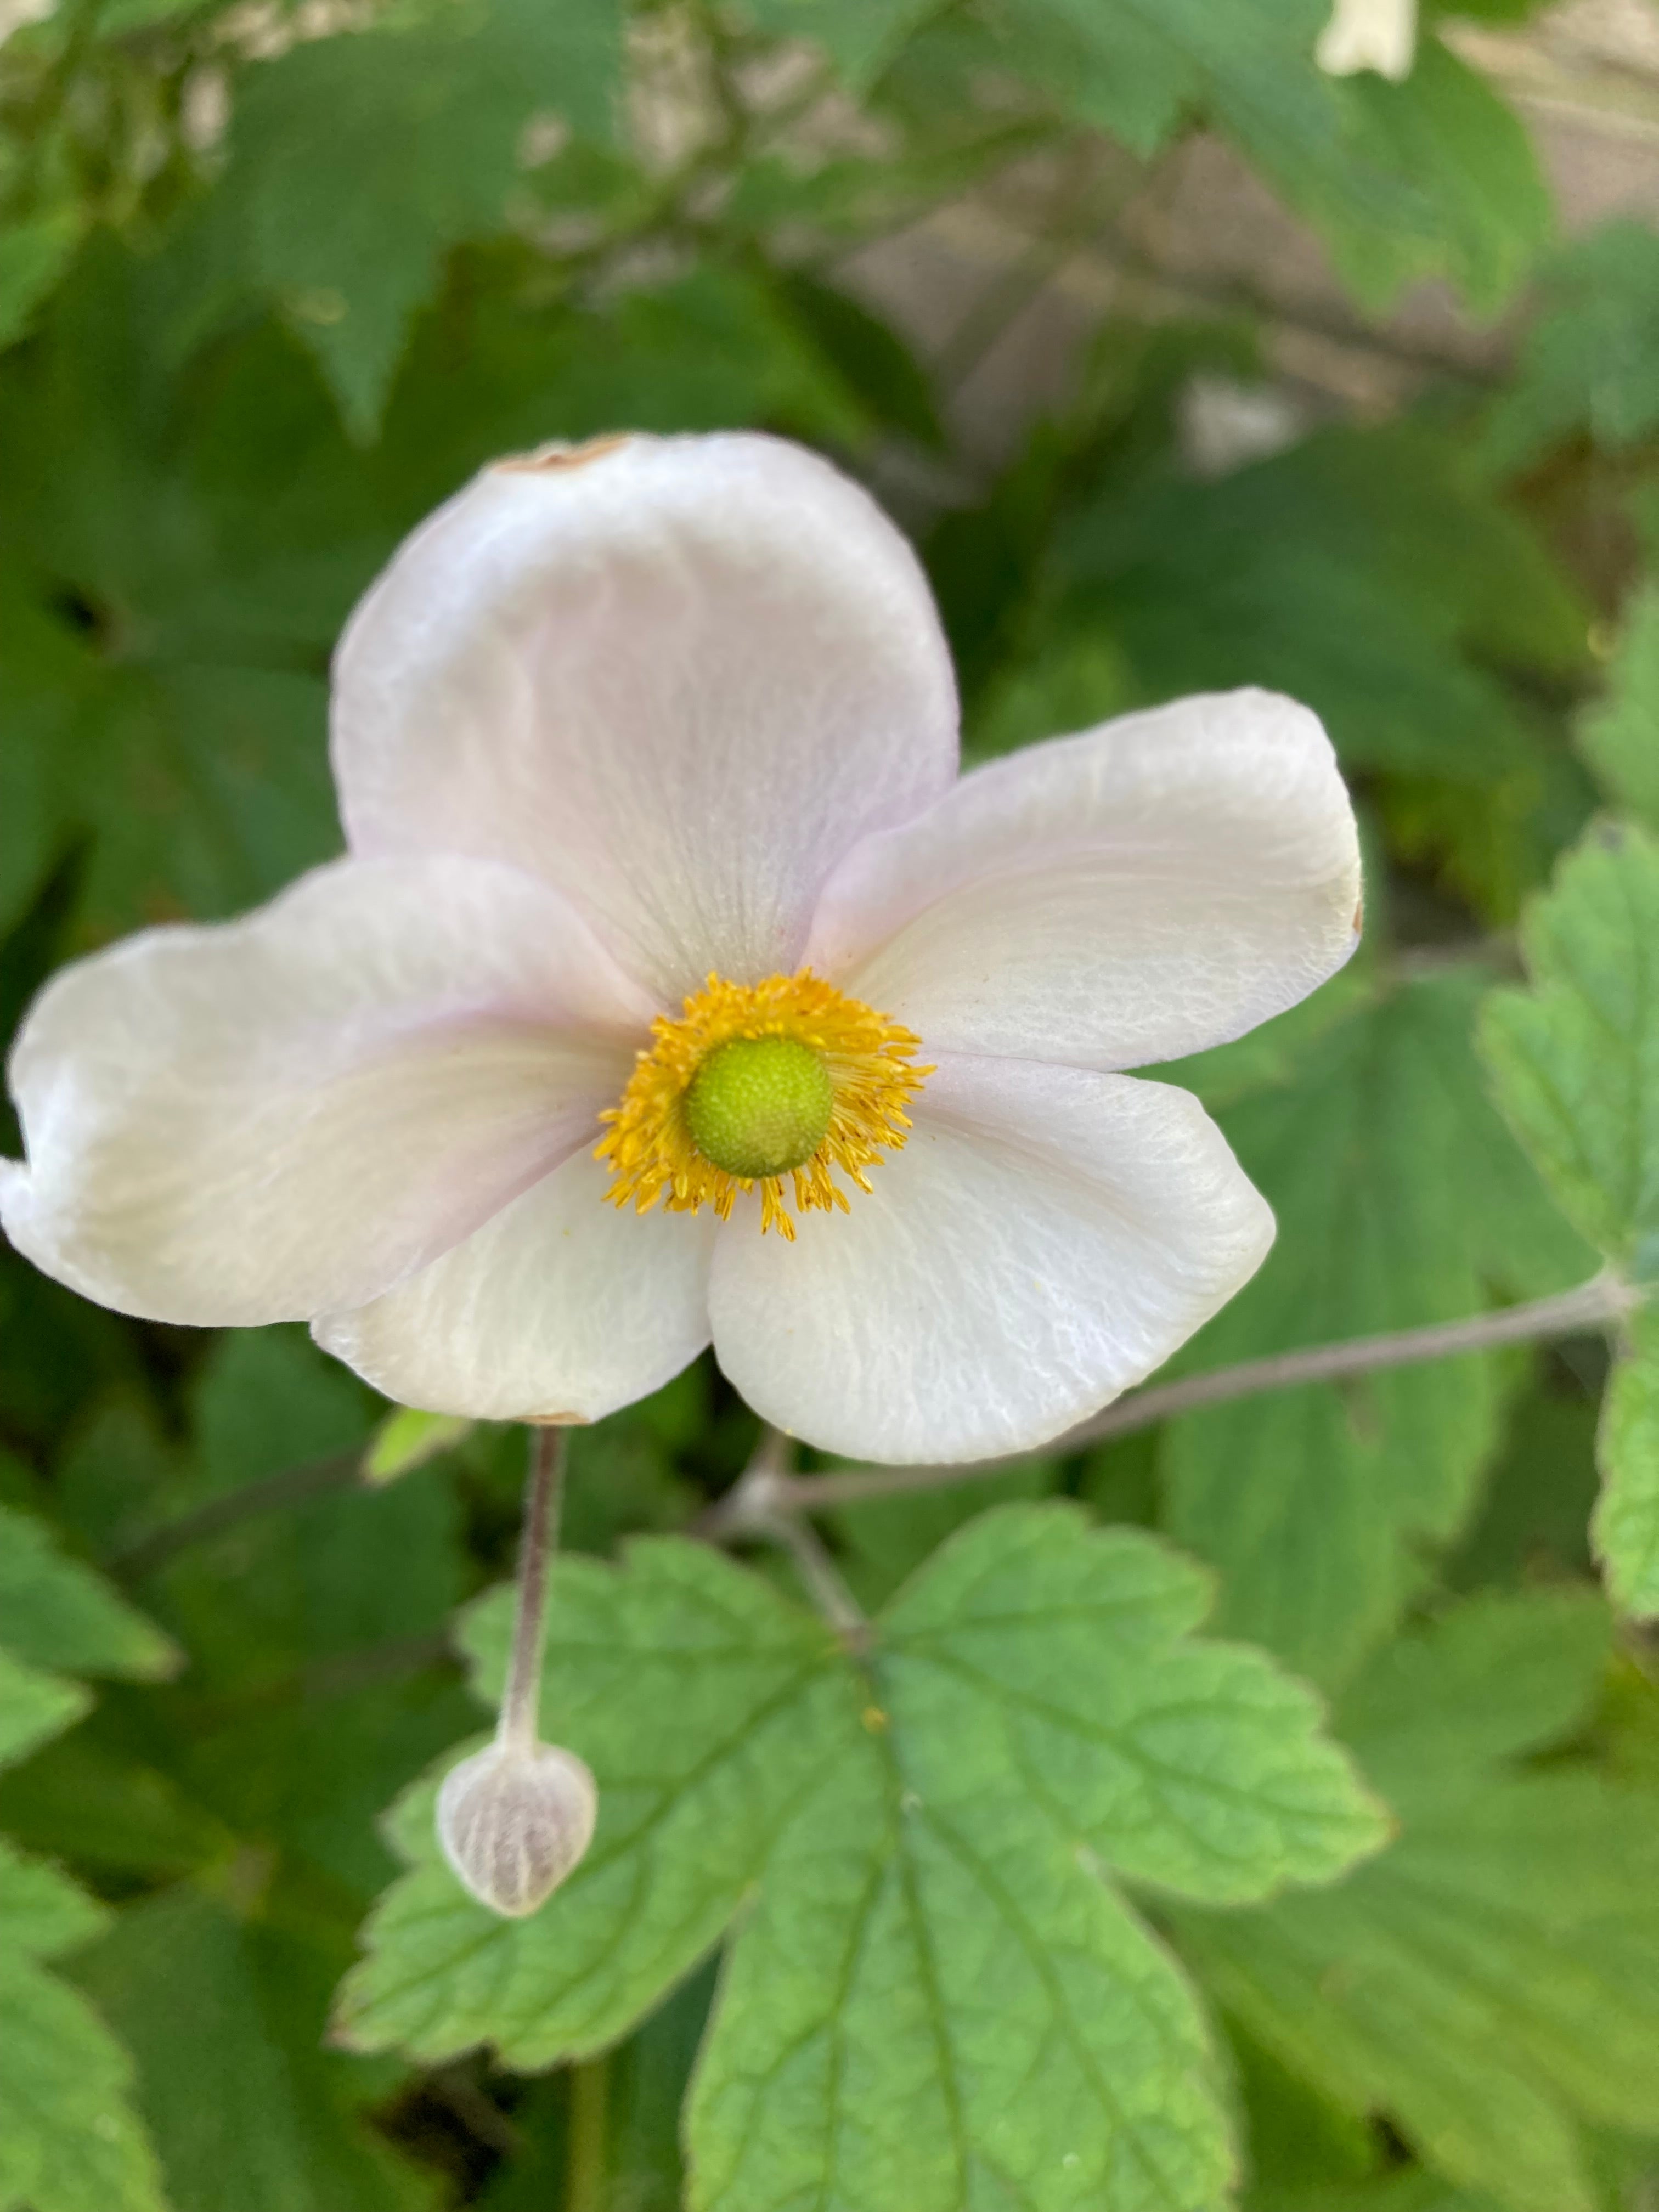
left=708, top=1272, right=1637, bottom=1528
left=498, top=1425, right=568, bottom=1752
left=725, top=1427, right=869, bottom=1642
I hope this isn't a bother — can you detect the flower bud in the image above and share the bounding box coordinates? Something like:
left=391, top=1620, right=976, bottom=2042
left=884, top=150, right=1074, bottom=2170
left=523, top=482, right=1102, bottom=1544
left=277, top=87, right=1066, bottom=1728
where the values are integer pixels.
left=436, top=1738, right=597, bottom=1917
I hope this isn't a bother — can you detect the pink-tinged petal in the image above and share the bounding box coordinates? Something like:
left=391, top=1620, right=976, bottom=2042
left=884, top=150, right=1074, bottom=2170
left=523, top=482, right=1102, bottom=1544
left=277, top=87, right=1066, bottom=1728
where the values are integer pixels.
left=709, top=1054, right=1273, bottom=1463
left=2, top=857, right=647, bottom=1327
left=807, top=689, right=1361, bottom=1070
left=314, top=1149, right=716, bottom=1422
left=332, top=432, right=959, bottom=1003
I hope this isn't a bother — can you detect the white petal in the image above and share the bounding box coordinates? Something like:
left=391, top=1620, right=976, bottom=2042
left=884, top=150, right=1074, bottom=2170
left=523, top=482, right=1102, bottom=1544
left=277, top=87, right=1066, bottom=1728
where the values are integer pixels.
left=332, top=432, right=959, bottom=1003
left=807, top=688, right=1361, bottom=1071
left=709, top=1054, right=1274, bottom=1464
left=2, top=858, right=647, bottom=1327
left=1316, top=0, right=1417, bottom=79
left=314, top=1149, right=716, bottom=1422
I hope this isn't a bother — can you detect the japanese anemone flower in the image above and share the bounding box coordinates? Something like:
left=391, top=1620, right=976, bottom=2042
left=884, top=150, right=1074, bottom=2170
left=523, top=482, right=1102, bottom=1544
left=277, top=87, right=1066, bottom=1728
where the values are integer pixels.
left=0, top=433, right=1361, bottom=1464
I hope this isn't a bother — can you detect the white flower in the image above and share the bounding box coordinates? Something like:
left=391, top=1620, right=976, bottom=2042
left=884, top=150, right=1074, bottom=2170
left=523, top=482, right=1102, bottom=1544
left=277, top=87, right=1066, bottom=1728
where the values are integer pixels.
left=0, top=434, right=1361, bottom=1464
left=1316, top=0, right=1418, bottom=80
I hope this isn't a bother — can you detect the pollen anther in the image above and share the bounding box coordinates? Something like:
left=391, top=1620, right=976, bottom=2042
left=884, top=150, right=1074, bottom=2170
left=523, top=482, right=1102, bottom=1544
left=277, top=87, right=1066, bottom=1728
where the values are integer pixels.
left=595, top=970, right=929, bottom=1239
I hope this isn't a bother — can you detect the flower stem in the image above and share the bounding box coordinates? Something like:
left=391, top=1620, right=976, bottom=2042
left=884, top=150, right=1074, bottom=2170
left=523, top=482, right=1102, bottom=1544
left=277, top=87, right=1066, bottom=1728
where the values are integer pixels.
left=706, top=1271, right=1637, bottom=1528
left=726, top=1427, right=868, bottom=1643
left=565, top=2053, right=609, bottom=2212
left=498, top=1425, right=568, bottom=1752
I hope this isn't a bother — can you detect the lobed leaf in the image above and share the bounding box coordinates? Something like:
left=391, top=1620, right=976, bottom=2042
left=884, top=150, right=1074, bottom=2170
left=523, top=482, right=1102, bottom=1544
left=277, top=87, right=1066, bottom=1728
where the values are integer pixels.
left=0, top=1647, right=88, bottom=1773
left=1595, top=1303, right=1659, bottom=1619
left=1165, top=968, right=1592, bottom=1688
left=209, top=0, right=626, bottom=437
left=1480, top=823, right=1659, bottom=1280
left=341, top=1506, right=1385, bottom=2212
left=69, top=1887, right=438, bottom=2212
left=1578, top=583, right=1659, bottom=834
left=1174, top=1594, right=1659, bottom=2212
left=0, top=1504, right=178, bottom=1681
left=1483, top=221, right=1659, bottom=471
left=0, top=1841, right=165, bottom=2212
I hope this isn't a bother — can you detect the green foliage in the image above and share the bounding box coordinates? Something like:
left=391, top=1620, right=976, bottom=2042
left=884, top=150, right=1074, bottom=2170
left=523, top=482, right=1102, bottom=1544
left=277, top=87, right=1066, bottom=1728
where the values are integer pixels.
left=363, top=1408, right=475, bottom=1487
left=70, top=1886, right=439, bottom=2212
left=1163, top=966, right=1591, bottom=1688
left=1056, top=419, right=1589, bottom=777
left=1175, top=1593, right=1659, bottom=2212
left=0, top=1494, right=176, bottom=2209
left=0, top=1505, right=177, bottom=1680
left=342, top=1508, right=1384, bottom=2208
left=3, top=3, right=1659, bottom=2205
left=1481, top=826, right=1659, bottom=1282
left=1595, top=1304, right=1659, bottom=1619
left=194, top=0, right=625, bottom=437
left=1579, top=585, right=1659, bottom=832
left=0, top=1842, right=166, bottom=2212
left=1485, top=223, right=1659, bottom=471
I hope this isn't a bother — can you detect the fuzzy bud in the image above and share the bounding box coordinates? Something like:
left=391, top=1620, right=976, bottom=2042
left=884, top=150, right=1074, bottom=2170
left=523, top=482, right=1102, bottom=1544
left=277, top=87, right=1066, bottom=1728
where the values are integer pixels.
left=436, top=1738, right=597, bottom=1917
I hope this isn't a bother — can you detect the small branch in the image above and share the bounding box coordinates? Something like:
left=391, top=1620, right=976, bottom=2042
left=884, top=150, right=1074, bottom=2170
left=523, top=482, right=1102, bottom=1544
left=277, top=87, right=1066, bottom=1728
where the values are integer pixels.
left=706, top=1427, right=868, bottom=1643
left=111, top=1447, right=362, bottom=1579
left=712, top=1273, right=1637, bottom=1526
left=498, top=1425, right=568, bottom=1752
left=764, top=1505, right=870, bottom=1645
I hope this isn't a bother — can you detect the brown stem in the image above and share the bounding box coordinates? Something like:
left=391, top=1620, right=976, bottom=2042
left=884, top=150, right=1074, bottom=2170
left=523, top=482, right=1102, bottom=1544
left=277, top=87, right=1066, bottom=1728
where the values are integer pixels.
left=707, top=1273, right=1637, bottom=1528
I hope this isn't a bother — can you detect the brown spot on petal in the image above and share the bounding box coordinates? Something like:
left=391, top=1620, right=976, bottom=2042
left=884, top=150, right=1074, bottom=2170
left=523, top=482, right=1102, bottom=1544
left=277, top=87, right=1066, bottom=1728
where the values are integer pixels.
left=1353, top=899, right=1364, bottom=934
left=494, top=435, right=631, bottom=476
left=527, top=1410, right=591, bottom=1427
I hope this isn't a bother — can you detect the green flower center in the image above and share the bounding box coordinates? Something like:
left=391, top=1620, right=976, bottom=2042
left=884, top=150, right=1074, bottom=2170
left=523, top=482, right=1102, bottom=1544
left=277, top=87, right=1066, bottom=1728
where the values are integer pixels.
left=683, top=1035, right=836, bottom=1180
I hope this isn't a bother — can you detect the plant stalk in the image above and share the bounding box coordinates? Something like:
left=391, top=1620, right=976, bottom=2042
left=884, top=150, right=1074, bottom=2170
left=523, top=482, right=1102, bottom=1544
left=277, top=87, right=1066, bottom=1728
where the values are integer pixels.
left=498, top=1424, right=568, bottom=1752
left=705, top=1271, right=1637, bottom=1530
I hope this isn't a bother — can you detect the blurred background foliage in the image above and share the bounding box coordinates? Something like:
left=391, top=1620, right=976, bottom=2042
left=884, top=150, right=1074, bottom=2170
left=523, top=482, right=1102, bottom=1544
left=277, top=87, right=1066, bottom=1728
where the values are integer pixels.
left=3, top=0, right=1659, bottom=2208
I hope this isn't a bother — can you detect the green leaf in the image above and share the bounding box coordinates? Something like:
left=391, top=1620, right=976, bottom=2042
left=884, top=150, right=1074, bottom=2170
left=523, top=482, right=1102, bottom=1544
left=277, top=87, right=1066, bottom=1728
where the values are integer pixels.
left=114, top=1333, right=476, bottom=1901
left=0, top=1727, right=234, bottom=1881
left=0, top=245, right=359, bottom=946
left=1173, top=1593, right=1659, bottom=2212
left=1485, top=222, right=1659, bottom=472
left=0, top=1504, right=178, bottom=1679
left=0, top=1836, right=106, bottom=1960
left=341, top=1506, right=1384, bottom=2212
left=362, top=1408, right=473, bottom=1487
left=1480, top=824, right=1659, bottom=1279
left=214, top=0, right=625, bottom=435
left=987, top=8, right=1543, bottom=315
left=70, top=1885, right=436, bottom=2212
left=774, top=271, right=945, bottom=450
left=1448, top=1372, right=1598, bottom=1594
left=0, top=207, right=83, bottom=351
left=1578, top=584, right=1659, bottom=832
left=1595, top=1302, right=1659, bottom=1618
left=1165, top=968, right=1594, bottom=1688
left=1318, top=37, right=1550, bottom=319
left=829, top=1458, right=1057, bottom=1612
left=736, top=0, right=940, bottom=92
left=993, top=0, right=1195, bottom=155
left=0, top=1647, right=88, bottom=1773
left=1059, top=421, right=1590, bottom=785
left=340, top=1537, right=851, bottom=2065
left=0, top=1839, right=166, bottom=2212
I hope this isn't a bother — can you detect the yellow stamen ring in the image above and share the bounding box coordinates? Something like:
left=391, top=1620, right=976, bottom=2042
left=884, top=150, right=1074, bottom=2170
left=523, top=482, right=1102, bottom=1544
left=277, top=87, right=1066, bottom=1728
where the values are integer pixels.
left=595, top=970, right=929, bottom=1240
